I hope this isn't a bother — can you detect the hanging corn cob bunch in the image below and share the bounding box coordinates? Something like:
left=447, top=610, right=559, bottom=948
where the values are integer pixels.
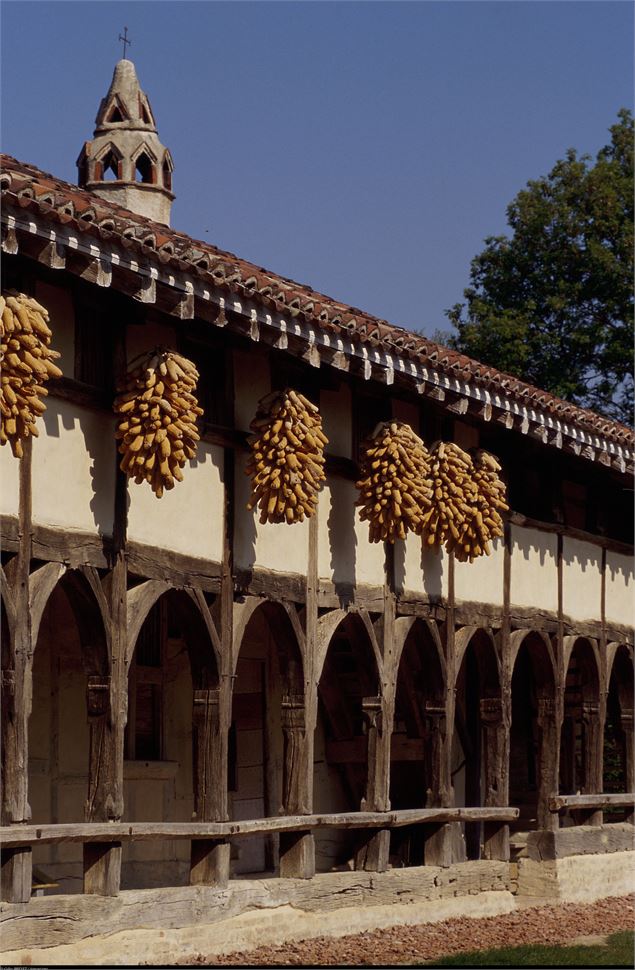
left=449, top=448, right=508, bottom=562
left=356, top=421, right=433, bottom=543
left=246, top=388, right=328, bottom=524
left=114, top=348, right=203, bottom=498
left=419, top=441, right=479, bottom=550
left=0, top=290, right=62, bottom=458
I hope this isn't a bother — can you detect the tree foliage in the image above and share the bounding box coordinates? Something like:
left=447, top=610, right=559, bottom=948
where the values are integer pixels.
left=446, top=110, right=634, bottom=424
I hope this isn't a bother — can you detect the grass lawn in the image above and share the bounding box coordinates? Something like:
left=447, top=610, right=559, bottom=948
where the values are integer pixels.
left=423, top=929, right=634, bottom=967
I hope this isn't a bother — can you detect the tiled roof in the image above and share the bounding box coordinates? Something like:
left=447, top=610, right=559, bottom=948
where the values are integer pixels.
left=1, top=153, right=632, bottom=452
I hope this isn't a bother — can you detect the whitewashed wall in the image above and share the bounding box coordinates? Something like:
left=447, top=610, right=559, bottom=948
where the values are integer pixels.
left=0, top=443, right=20, bottom=518
left=454, top=536, right=504, bottom=604
left=605, top=551, right=634, bottom=630
left=317, top=480, right=384, bottom=588
left=127, top=441, right=224, bottom=560
left=32, top=398, right=116, bottom=536
left=510, top=525, right=559, bottom=614
left=562, top=536, right=602, bottom=624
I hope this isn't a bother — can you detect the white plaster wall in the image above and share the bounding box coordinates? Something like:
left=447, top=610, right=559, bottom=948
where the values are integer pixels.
left=0, top=443, right=19, bottom=517
left=127, top=441, right=224, bottom=561
left=561, top=536, right=602, bottom=624
left=317, top=479, right=358, bottom=587
left=234, top=463, right=310, bottom=576
left=321, top=386, right=352, bottom=458
left=32, top=398, right=115, bottom=536
left=35, top=280, right=74, bottom=376
left=454, top=537, right=504, bottom=605
left=399, top=534, right=446, bottom=600
left=510, top=525, right=558, bottom=614
left=605, top=551, right=635, bottom=629
left=317, top=477, right=387, bottom=588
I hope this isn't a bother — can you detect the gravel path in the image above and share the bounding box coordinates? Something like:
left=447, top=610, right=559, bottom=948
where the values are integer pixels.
left=190, top=895, right=634, bottom=966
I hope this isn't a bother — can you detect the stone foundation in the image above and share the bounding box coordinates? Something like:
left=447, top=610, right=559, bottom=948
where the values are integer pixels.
left=2, top=852, right=633, bottom=966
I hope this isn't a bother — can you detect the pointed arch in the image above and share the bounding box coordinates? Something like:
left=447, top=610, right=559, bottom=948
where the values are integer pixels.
left=509, top=629, right=557, bottom=695
left=454, top=626, right=500, bottom=696
left=126, top=580, right=220, bottom=683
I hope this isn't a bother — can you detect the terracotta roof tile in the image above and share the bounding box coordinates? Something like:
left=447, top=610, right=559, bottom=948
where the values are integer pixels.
left=1, top=153, right=632, bottom=449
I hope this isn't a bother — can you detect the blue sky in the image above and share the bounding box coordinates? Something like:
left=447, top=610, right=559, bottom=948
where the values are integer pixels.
left=1, top=1, right=633, bottom=336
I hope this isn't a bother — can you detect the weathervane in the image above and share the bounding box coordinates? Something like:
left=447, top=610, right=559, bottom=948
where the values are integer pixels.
left=118, top=26, right=131, bottom=59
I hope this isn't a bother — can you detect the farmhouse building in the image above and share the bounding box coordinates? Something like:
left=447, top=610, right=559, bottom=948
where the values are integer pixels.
left=1, top=59, right=633, bottom=963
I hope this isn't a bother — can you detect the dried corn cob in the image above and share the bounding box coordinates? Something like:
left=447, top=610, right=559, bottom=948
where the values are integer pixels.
left=246, top=388, right=327, bottom=524
left=0, top=290, right=62, bottom=458
left=449, top=449, right=509, bottom=562
left=356, top=421, right=433, bottom=543
left=114, top=348, right=203, bottom=498
left=420, top=440, right=478, bottom=550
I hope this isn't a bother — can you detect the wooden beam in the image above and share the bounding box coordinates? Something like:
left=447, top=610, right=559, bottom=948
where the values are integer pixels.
left=0, top=807, right=520, bottom=846
left=548, top=793, right=635, bottom=812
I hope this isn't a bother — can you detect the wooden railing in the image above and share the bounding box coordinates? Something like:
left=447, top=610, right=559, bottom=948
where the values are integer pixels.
left=0, top=805, right=518, bottom=903
left=548, top=792, right=635, bottom=825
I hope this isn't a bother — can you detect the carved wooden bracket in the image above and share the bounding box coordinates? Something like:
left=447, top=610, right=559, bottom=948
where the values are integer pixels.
left=361, top=696, right=383, bottom=735
left=480, top=697, right=503, bottom=724
left=87, top=675, right=111, bottom=718
left=423, top=700, right=446, bottom=736
left=281, top=693, right=306, bottom=733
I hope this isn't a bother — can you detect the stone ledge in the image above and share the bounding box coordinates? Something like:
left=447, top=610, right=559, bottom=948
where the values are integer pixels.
left=527, top=823, right=634, bottom=861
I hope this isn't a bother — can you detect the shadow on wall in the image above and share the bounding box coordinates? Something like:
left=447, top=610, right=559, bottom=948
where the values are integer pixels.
left=394, top=539, right=405, bottom=592
left=513, top=527, right=554, bottom=567
left=561, top=537, right=602, bottom=576
left=42, top=403, right=116, bottom=537
left=233, top=453, right=257, bottom=572
left=421, top=542, right=443, bottom=599
left=328, top=479, right=357, bottom=606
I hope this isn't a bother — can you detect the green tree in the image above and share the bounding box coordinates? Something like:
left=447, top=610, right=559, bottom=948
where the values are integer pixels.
left=446, top=110, right=634, bottom=424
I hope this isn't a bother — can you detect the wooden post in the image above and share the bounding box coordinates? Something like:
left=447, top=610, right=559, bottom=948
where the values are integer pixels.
left=1, top=438, right=33, bottom=902
left=422, top=701, right=452, bottom=866
left=190, top=686, right=230, bottom=887
left=279, top=512, right=320, bottom=878
left=190, top=838, right=230, bottom=887
left=356, top=695, right=390, bottom=872
left=190, top=439, right=233, bottom=888
left=83, top=841, right=122, bottom=896
left=480, top=696, right=510, bottom=861
left=620, top=708, right=634, bottom=824
left=83, top=325, right=128, bottom=896
left=536, top=696, right=561, bottom=831
left=580, top=699, right=604, bottom=826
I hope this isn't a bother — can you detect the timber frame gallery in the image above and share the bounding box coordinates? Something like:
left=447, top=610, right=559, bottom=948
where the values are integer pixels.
left=0, top=58, right=634, bottom=956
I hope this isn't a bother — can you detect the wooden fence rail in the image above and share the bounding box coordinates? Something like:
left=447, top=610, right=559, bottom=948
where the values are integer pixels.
left=548, top=793, right=634, bottom=812
left=1, top=806, right=518, bottom=903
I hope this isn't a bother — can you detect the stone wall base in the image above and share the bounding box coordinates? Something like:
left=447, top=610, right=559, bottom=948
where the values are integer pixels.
left=517, top=849, right=635, bottom=901
left=2, top=852, right=633, bottom=966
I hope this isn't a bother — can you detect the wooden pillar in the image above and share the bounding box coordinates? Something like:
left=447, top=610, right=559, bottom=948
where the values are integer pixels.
left=536, top=696, right=561, bottom=831
left=422, top=700, right=452, bottom=866
left=620, top=708, right=634, bottom=824
left=278, top=692, right=314, bottom=878
left=1, top=439, right=33, bottom=902
left=580, top=699, right=604, bottom=826
left=189, top=686, right=230, bottom=886
left=480, top=696, right=510, bottom=861
left=83, top=328, right=128, bottom=897
left=190, top=432, right=234, bottom=889
left=355, top=695, right=390, bottom=872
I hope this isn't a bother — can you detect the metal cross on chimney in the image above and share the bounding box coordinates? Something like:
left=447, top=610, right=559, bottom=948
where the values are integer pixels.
left=119, top=26, right=131, bottom=59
